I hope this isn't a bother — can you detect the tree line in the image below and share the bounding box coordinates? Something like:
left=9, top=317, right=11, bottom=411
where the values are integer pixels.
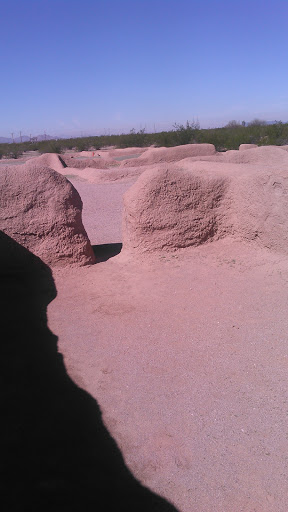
left=1, top=120, right=288, bottom=159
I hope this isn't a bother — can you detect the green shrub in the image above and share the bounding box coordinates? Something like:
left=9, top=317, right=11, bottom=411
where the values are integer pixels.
left=7, top=144, right=23, bottom=159
left=44, top=142, right=63, bottom=153
left=172, top=120, right=200, bottom=145
left=75, top=138, right=90, bottom=152
left=2, top=122, right=288, bottom=158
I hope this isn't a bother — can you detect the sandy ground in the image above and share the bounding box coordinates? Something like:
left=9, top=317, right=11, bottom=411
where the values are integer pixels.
left=47, top=177, right=288, bottom=512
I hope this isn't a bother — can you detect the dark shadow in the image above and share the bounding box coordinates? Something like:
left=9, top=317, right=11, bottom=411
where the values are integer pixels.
left=0, top=231, right=178, bottom=512
left=92, top=243, right=122, bottom=262
left=58, top=155, right=68, bottom=168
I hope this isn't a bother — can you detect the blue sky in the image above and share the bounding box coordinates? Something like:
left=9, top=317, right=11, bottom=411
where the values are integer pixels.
left=1, top=0, right=288, bottom=137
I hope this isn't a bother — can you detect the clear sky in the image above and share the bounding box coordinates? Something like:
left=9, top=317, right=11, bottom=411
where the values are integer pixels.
left=1, top=0, right=288, bottom=137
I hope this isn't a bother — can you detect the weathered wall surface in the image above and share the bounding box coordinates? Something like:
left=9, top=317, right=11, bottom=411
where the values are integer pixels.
left=0, top=163, right=95, bottom=266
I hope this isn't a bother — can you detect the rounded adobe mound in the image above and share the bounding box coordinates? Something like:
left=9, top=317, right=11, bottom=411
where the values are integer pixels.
left=25, top=152, right=67, bottom=172
left=0, top=163, right=95, bottom=267
left=221, top=145, right=288, bottom=166
left=278, top=144, right=288, bottom=152
left=239, top=144, right=258, bottom=151
left=122, top=161, right=288, bottom=255
left=121, top=143, right=216, bottom=167
left=122, top=165, right=230, bottom=253
left=107, top=147, right=149, bottom=158
left=62, top=156, right=118, bottom=169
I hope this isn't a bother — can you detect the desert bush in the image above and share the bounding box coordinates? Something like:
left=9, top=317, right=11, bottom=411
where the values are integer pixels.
left=248, top=118, right=267, bottom=126
left=7, top=144, right=23, bottom=159
left=42, top=142, right=64, bottom=154
left=173, top=120, right=200, bottom=145
left=2, top=122, right=288, bottom=157
left=152, top=131, right=175, bottom=147
left=118, top=128, right=150, bottom=148
left=224, top=120, right=242, bottom=129
left=75, top=138, right=91, bottom=152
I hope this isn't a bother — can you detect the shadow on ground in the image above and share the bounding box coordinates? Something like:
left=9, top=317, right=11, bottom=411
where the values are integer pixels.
left=0, top=231, right=177, bottom=512
left=92, top=243, right=122, bottom=262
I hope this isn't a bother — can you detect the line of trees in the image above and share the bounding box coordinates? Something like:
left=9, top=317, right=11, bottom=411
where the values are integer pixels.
left=1, top=120, right=288, bottom=159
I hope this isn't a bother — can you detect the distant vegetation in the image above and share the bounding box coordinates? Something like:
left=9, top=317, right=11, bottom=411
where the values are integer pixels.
left=0, top=120, right=288, bottom=158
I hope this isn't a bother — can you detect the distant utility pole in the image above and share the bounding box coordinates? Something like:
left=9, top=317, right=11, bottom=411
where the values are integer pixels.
left=30, top=134, right=37, bottom=143
left=19, top=131, right=22, bottom=143
left=44, top=131, right=47, bottom=140
left=11, top=132, right=14, bottom=143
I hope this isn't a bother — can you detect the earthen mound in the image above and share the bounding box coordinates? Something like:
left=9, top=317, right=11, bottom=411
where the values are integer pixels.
left=25, top=152, right=67, bottom=172
left=122, top=165, right=230, bottom=253
left=73, top=151, right=94, bottom=157
left=107, top=147, right=149, bottom=158
left=61, top=156, right=117, bottom=169
left=122, top=161, right=288, bottom=255
left=75, top=166, right=144, bottom=183
left=0, top=163, right=95, bottom=266
left=219, top=145, right=288, bottom=166
left=63, top=164, right=169, bottom=184
left=239, top=144, right=258, bottom=151
left=279, top=144, right=288, bottom=152
left=121, top=143, right=216, bottom=167
left=175, top=145, right=288, bottom=166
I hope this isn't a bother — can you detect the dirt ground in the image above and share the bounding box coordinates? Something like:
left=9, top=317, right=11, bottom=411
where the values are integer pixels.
left=47, top=175, right=288, bottom=512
